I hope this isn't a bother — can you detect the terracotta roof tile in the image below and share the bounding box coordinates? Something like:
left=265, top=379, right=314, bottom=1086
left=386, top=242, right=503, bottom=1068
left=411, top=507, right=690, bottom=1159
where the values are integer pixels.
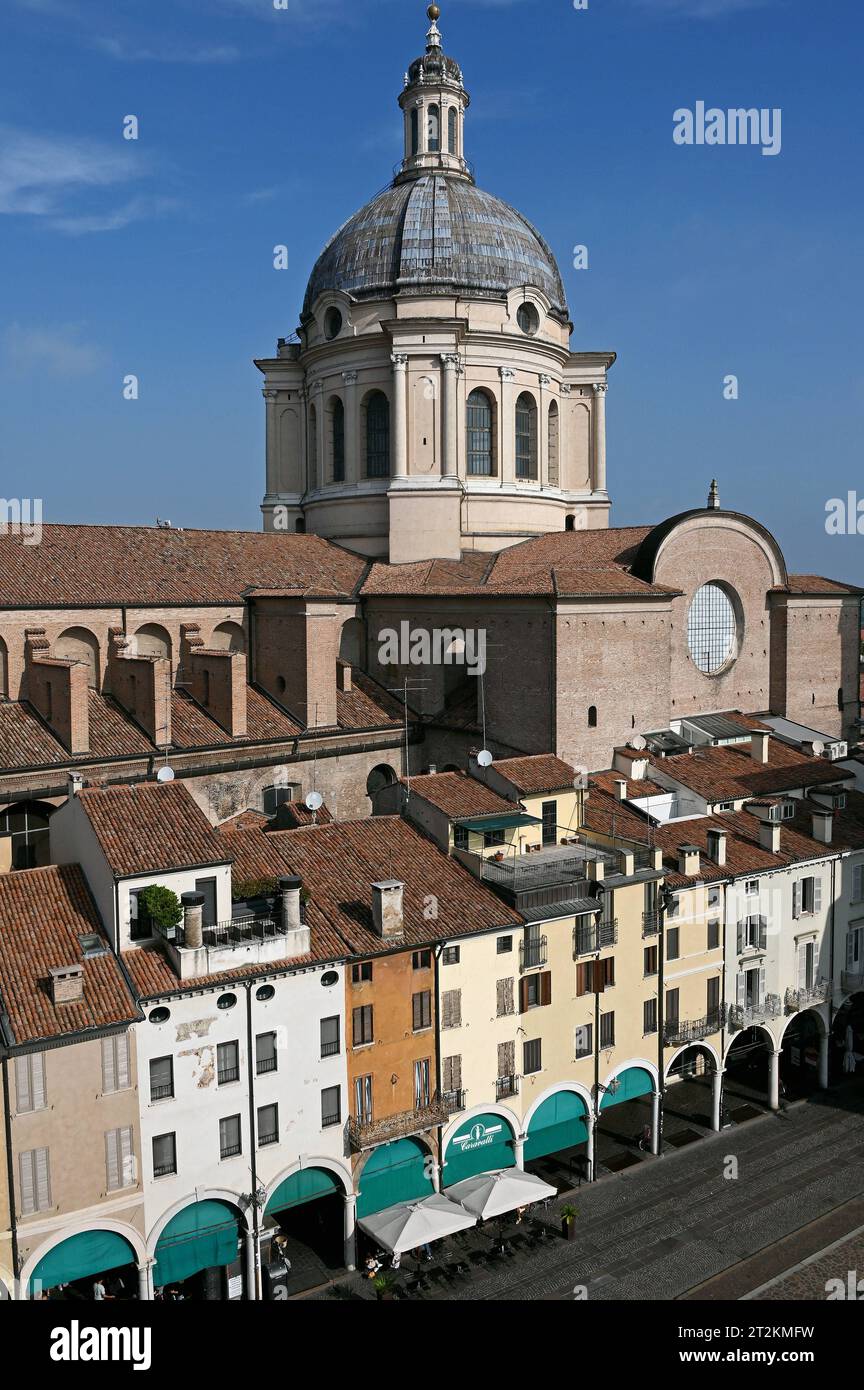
left=0, top=865, right=139, bottom=1045
left=491, top=755, right=578, bottom=795
left=647, top=740, right=853, bottom=803
left=406, top=771, right=515, bottom=818
left=780, top=575, right=864, bottom=596
left=77, top=781, right=230, bottom=877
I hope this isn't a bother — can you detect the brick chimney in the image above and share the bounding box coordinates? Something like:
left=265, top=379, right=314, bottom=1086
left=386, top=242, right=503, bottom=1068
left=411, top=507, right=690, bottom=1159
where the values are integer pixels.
left=49, top=963, right=84, bottom=1004
left=750, top=731, right=770, bottom=764
left=249, top=595, right=344, bottom=730
left=371, top=880, right=405, bottom=940
left=706, top=828, right=728, bottom=866
left=107, top=630, right=171, bottom=747
left=181, top=626, right=247, bottom=738
left=336, top=659, right=352, bottom=694
left=25, top=628, right=90, bottom=754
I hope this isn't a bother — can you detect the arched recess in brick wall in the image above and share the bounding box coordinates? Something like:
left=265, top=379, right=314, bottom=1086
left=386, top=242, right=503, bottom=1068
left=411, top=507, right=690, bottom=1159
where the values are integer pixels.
left=55, top=627, right=100, bottom=690
left=134, top=623, right=172, bottom=660
left=210, top=621, right=245, bottom=654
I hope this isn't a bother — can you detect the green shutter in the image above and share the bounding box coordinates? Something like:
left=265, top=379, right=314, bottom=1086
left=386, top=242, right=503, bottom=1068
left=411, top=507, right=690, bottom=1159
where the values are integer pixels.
left=153, top=1200, right=241, bottom=1287
left=266, top=1167, right=342, bottom=1215
left=600, top=1067, right=653, bottom=1109
left=524, top=1091, right=588, bottom=1162
left=356, top=1139, right=433, bottom=1218
left=32, top=1230, right=136, bottom=1292
left=443, top=1112, right=516, bottom=1187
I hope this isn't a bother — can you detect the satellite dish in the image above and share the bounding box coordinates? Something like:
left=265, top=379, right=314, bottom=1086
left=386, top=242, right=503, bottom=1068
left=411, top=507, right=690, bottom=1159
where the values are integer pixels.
left=156, top=766, right=175, bottom=783
left=305, top=790, right=324, bottom=811
left=630, top=735, right=647, bottom=752
left=477, top=750, right=493, bottom=768
left=811, top=741, right=824, bottom=757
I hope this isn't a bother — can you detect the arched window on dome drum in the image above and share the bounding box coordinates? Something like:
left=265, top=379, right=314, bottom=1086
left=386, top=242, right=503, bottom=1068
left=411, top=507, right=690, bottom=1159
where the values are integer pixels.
left=308, top=404, right=318, bottom=489
left=331, top=398, right=345, bottom=483
left=467, top=390, right=495, bottom=476
left=448, top=107, right=457, bottom=154
left=365, top=392, right=391, bottom=478
left=548, top=400, right=560, bottom=487
left=411, top=108, right=419, bottom=156
left=515, top=393, right=538, bottom=479
left=428, top=104, right=440, bottom=153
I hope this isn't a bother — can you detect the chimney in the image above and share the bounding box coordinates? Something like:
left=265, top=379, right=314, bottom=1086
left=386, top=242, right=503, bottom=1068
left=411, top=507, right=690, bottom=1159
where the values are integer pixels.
left=279, top=875, right=303, bottom=932
left=750, top=731, right=770, bottom=764
left=67, top=771, right=84, bottom=798
left=25, top=628, right=90, bottom=755
left=336, top=660, right=352, bottom=694
left=613, top=778, right=628, bottom=802
left=181, top=891, right=205, bottom=950
left=759, top=822, right=781, bottom=853
left=678, top=845, right=701, bottom=877
left=107, top=632, right=171, bottom=748
left=49, top=963, right=84, bottom=1005
left=812, top=809, right=833, bottom=845
left=371, top=880, right=405, bottom=940
left=706, top=828, right=728, bottom=866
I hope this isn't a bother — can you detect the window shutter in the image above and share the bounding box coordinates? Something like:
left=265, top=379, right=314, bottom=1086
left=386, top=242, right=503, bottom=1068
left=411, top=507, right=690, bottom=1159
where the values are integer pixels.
left=737, top=920, right=745, bottom=953
left=813, top=878, right=822, bottom=914
left=798, top=944, right=807, bottom=990
left=443, top=990, right=462, bottom=1028
left=101, top=1036, right=116, bottom=1094
left=736, top=973, right=746, bottom=1007
left=444, top=1055, right=462, bottom=1092
left=106, top=1130, right=121, bottom=1192
left=15, top=1056, right=32, bottom=1114
left=518, top=978, right=528, bottom=1013
left=792, top=881, right=801, bottom=919
left=540, top=972, right=552, bottom=1007
left=35, top=1148, right=50, bottom=1210
left=116, top=1034, right=130, bottom=1090
left=759, top=963, right=766, bottom=1004
left=120, top=1127, right=135, bottom=1187
left=759, top=917, right=768, bottom=951
left=19, top=1151, right=35, bottom=1214
left=498, top=1040, right=514, bottom=1077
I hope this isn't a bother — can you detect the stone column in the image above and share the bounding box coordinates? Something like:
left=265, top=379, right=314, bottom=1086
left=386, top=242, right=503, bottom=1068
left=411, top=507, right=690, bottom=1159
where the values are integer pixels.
left=538, top=374, right=551, bottom=486
left=391, top=354, right=409, bottom=478
left=343, top=1193, right=357, bottom=1271
left=711, top=1069, right=724, bottom=1132
left=499, top=367, right=516, bottom=485
left=136, top=1261, right=153, bottom=1302
left=263, top=388, right=280, bottom=495
left=244, top=1226, right=259, bottom=1301
left=512, top=1135, right=525, bottom=1171
left=650, top=1090, right=662, bottom=1155
left=769, top=1050, right=781, bottom=1111
left=441, top=354, right=460, bottom=478
left=592, top=383, right=608, bottom=493
left=585, top=1111, right=595, bottom=1182
left=818, top=1030, right=830, bottom=1090
left=314, top=383, right=326, bottom=491
left=342, top=371, right=359, bottom=485
left=430, top=1159, right=442, bottom=1193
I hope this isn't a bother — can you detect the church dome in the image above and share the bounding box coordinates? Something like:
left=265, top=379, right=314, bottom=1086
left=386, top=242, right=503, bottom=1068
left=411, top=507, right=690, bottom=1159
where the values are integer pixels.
left=302, top=173, right=569, bottom=322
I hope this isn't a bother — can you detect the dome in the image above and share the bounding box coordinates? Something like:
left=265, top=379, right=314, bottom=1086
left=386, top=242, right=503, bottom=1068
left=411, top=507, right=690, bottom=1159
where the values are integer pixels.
left=302, top=174, right=569, bottom=322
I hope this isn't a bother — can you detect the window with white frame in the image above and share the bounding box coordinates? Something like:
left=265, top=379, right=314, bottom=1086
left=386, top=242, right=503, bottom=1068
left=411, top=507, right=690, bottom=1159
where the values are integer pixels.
left=738, top=915, right=767, bottom=952
left=14, top=1052, right=46, bottom=1114
left=847, top=925, right=864, bottom=972
left=794, top=876, right=822, bottom=918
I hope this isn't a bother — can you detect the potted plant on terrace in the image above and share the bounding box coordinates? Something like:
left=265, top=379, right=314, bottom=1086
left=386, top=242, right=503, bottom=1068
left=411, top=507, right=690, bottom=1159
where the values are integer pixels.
left=137, top=884, right=182, bottom=939
left=373, top=1271, right=398, bottom=1301
left=560, top=1204, right=579, bottom=1241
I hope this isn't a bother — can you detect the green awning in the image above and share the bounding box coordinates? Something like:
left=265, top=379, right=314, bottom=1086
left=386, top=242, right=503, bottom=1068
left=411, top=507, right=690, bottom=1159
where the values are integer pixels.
left=32, top=1230, right=136, bottom=1292
left=524, top=1091, right=588, bottom=1162
left=267, top=1167, right=342, bottom=1215
left=357, top=1138, right=433, bottom=1219
left=600, top=1067, right=654, bottom=1110
left=443, top=1112, right=516, bottom=1187
left=454, top=813, right=541, bottom=832
left=153, top=1200, right=241, bottom=1287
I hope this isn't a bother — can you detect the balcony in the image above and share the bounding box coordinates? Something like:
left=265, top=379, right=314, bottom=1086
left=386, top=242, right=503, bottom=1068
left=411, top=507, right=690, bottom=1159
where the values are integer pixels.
left=664, top=1007, right=726, bottom=1045
left=728, top=994, right=782, bottom=1030
left=573, top=920, right=618, bottom=958
left=442, top=1088, right=466, bottom=1114
left=842, top=970, right=864, bottom=995
left=519, top=935, right=548, bottom=972
left=347, top=1094, right=449, bottom=1153
left=156, top=910, right=310, bottom=980
left=642, top=911, right=659, bottom=938
left=454, top=840, right=613, bottom=906
left=785, top=982, right=831, bottom=1013
left=496, top=1074, right=519, bottom=1101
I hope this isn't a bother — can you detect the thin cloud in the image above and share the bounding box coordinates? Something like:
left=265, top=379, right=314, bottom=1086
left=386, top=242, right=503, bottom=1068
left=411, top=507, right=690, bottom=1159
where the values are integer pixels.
left=3, top=323, right=106, bottom=378
left=94, top=36, right=242, bottom=64
left=50, top=195, right=178, bottom=235
left=630, top=0, right=774, bottom=16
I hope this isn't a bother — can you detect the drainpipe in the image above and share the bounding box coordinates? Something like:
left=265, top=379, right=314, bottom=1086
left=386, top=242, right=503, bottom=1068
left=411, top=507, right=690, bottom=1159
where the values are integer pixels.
left=592, top=905, right=602, bottom=1181
left=1, top=1055, right=19, bottom=1295
left=432, top=944, right=444, bottom=1192
left=244, top=981, right=261, bottom=1301
left=655, top=885, right=675, bottom=1157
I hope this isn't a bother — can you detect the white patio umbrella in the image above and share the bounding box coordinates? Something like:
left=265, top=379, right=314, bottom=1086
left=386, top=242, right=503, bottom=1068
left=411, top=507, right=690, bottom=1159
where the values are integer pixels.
left=446, top=1167, right=557, bottom=1220
left=358, top=1193, right=477, bottom=1255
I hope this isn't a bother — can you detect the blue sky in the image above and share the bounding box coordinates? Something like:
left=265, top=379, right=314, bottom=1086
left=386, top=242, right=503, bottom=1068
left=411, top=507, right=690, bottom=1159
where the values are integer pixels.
left=1, top=0, right=862, bottom=582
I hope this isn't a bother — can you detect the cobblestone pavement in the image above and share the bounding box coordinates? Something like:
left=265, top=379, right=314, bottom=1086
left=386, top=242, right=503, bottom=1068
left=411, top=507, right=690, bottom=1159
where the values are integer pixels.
left=746, top=1226, right=864, bottom=1302
left=312, top=1084, right=864, bottom=1302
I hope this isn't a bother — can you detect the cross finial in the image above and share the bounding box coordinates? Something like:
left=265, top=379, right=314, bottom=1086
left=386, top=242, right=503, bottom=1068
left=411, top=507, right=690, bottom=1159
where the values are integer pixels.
left=708, top=479, right=720, bottom=510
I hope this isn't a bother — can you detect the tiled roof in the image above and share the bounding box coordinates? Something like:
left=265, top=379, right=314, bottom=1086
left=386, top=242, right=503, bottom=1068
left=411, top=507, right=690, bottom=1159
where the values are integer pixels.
left=360, top=528, right=672, bottom=598
left=227, top=816, right=523, bottom=957
left=406, top=771, right=514, bottom=818
left=77, top=782, right=230, bottom=878
left=125, top=944, right=318, bottom=1000
left=336, top=670, right=405, bottom=731
left=0, top=865, right=139, bottom=1045
left=275, top=801, right=334, bottom=829
left=779, top=575, right=864, bottom=596
left=0, top=693, right=154, bottom=771
left=216, top=810, right=270, bottom=833
left=170, top=687, right=301, bottom=748
left=492, top=755, right=578, bottom=795
left=0, top=526, right=367, bottom=607
left=648, top=741, right=853, bottom=804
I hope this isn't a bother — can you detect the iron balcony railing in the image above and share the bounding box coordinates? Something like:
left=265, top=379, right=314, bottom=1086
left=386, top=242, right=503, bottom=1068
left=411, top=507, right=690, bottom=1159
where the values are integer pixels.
left=728, top=994, right=783, bottom=1030
left=220, top=1142, right=242, bottom=1159
left=347, top=1094, right=449, bottom=1152
left=442, top=1088, right=466, bottom=1114
left=158, top=913, right=297, bottom=951
left=496, top=1075, right=519, bottom=1100
left=519, top=935, right=548, bottom=972
left=150, top=1083, right=174, bottom=1102
left=218, top=1066, right=240, bottom=1086
left=256, top=1057, right=278, bottom=1075
left=642, top=911, right=660, bottom=938
left=573, top=920, right=618, bottom=958
left=664, top=1007, right=727, bottom=1045
left=785, top=982, right=831, bottom=1013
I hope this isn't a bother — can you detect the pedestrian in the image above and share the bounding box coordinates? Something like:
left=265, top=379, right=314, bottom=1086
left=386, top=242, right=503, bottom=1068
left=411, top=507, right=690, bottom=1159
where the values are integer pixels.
left=390, top=1250, right=401, bottom=1271
left=92, top=1278, right=114, bottom=1301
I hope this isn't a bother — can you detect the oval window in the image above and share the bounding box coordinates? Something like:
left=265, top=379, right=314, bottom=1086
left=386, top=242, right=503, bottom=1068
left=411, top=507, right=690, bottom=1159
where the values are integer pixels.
left=149, top=1007, right=170, bottom=1024
left=321, top=970, right=339, bottom=988
left=324, top=307, right=343, bottom=340
left=687, top=582, right=740, bottom=675
left=517, top=303, right=540, bottom=336
left=217, top=992, right=238, bottom=1011
left=256, top=984, right=275, bottom=1002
